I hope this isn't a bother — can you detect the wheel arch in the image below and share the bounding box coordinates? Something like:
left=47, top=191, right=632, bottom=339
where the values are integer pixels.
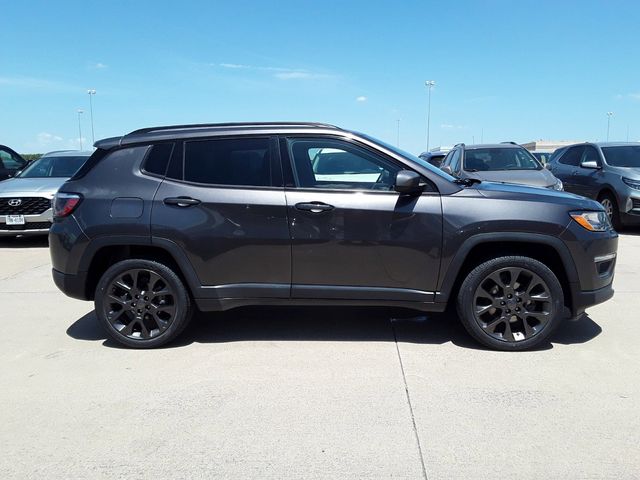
left=82, top=237, right=201, bottom=301
left=436, top=233, right=578, bottom=313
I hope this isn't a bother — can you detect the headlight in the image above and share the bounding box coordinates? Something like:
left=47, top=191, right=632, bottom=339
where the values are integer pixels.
left=570, top=211, right=611, bottom=232
left=552, top=179, right=563, bottom=191
left=622, top=177, right=640, bottom=190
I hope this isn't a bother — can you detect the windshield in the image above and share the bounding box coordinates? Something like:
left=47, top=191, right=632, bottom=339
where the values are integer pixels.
left=601, top=146, right=640, bottom=168
left=463, top=147, right=542, bottom=171
left=356, top=133, right=457, bottom=181
left=18, top=155, right=88, bottom=178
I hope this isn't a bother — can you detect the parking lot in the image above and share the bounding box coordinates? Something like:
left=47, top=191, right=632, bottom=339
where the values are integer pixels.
left=0, top=233, right=638, bottom=479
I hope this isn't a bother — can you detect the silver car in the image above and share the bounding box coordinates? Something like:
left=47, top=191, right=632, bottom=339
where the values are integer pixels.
left=0, top=150, right=91, bottom=236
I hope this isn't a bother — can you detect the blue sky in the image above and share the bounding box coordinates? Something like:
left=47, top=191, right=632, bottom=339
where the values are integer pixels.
left=2, top=0, right=639, bottom=154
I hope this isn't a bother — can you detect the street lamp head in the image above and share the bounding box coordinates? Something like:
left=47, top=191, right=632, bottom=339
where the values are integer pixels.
left=87, top=89, right=96, bottom=95
left=77, top=109, right=84, bottom=114
left=425, top=80, right=436, bottom=87
left=607, top=111, right=613, bottom=116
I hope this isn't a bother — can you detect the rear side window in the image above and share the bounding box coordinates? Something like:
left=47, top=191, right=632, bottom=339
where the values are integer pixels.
left=142, top=143, right=175, bottom=176
left=559, top=146, right=583, bottom=166
left=183, top=138, right=273, bottom=187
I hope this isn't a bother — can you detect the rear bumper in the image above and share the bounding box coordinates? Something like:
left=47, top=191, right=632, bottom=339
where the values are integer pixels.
left=52, top=268, right=90, bottom=301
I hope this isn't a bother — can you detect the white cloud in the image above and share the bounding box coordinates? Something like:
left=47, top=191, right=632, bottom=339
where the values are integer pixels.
left=440, top=124, right=465, bottom=129
left=219, top=63, right=251, bottom=69
left=356, top=96, right=367, bottom=102
left=37, top=132, right=64, bottom=145
left=629, top=93, right=640, bottom=100
left=93, top=62, right=108, bottom=69
left=215, top=62, right=334, bottom=81
left=0, top=76, right=77, bottom=92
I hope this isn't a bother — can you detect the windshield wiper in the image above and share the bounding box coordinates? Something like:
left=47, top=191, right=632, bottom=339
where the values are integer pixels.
left=454, top=178, right=482, bottom=187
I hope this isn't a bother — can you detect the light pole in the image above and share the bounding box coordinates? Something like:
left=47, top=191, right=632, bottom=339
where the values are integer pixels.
left=77, top=109, right=84, bottom=150
left=606, top=112, right=613, bottom=141
left=425, top=80, right=435, bottom=150
left=87, top=89, right=96, bottom=145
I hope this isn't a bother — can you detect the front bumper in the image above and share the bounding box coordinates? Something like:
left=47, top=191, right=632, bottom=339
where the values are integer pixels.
left=0, top=210, right=53, bottom=236
left=569, top=281, right=615, bottom=319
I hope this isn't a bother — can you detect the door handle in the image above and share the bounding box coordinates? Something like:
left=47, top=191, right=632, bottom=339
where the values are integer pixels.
left=295, top=202, right=334, bottom=213
left=163, top=196, right=201, bottom=207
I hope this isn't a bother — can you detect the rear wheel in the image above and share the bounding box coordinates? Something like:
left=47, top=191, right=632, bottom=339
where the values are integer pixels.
left=598, top=192, right=621, bottom=230
left=456, top=256, right=563, bottom=351
left=95, top=259, right=192, bottom=348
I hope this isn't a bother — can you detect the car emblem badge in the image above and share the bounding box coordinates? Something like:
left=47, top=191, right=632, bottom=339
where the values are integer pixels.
left=8, top=199, right=22, bottom=207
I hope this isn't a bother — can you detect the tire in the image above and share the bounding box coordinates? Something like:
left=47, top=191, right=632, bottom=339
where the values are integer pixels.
left=598, top=192, right=621, bottom=230
left=456, top=256, right=564, bottom=351
left=95, top=259, right=193, bottom=348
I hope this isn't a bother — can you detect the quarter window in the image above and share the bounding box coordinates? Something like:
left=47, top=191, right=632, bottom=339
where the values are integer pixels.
left=142, top=143, right=174, bottom=176
left=288, top=138, right=401, bottom=191
left=183, top=138, right=272, bottom=187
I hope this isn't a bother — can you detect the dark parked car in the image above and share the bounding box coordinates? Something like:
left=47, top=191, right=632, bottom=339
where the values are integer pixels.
left=0, top=145, right=28, bottom=181
left=418, top=150, right=448, bottom=168
left=440, top=143, right=564, bottom=190
left=50, top=123, right=617, bottom=351
left=546, top=142, right=640, bottom=229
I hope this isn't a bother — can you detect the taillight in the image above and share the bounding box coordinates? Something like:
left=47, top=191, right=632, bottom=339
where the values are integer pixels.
left=53, top=193, right=82, bottom=218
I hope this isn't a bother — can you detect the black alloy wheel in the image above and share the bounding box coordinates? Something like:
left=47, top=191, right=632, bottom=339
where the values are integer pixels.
left=95, top=259, right=192, bottom=348
left=457, top=256, right=563, bottom=351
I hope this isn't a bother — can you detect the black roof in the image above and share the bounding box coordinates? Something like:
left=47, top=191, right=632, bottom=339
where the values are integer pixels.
left=94, top=122, right=342, bottom=149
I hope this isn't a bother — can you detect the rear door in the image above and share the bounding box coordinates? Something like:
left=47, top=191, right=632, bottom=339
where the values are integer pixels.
left=281, top=136, right=443, bottom=302
left=150, top=136, right=291, bottom=299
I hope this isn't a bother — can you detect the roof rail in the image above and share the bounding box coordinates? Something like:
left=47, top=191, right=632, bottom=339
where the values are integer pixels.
left=500, top=141, right=519, bottom=145
left=127, top=122, right=340, bottom=136
left=453, top=143, right=465, bottom=148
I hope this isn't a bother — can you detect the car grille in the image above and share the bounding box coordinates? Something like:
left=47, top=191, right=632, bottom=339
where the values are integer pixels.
left=0, top=197, right=51, bottom=215
left=632, top=199, right=640, bottom=210
left=0, top=222, right=51, bottom=231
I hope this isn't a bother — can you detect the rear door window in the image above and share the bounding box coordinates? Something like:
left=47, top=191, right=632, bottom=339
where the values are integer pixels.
left=183, top=137, right=274, bottom=187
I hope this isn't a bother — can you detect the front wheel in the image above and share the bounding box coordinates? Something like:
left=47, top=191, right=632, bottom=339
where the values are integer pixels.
left=95, top=259, right=193, bottom=348
left=456, top=256, right=564, bottom=351
left=598, top=192, right=621, bottom=230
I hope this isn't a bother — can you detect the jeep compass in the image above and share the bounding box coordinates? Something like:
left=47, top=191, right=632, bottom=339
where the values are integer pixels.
left=49, top=123, right=617, bottom=350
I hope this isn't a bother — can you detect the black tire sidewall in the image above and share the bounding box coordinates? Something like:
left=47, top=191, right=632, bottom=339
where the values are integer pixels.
left=598, top=192, right=621, bottom=230
left=457, top=256, right=563, bottom=351
left=94, top=259, right=191, bottom=348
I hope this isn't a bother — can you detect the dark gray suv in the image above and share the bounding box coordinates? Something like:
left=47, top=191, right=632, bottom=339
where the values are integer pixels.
left=547, top=142, right=640, bottom=229
left=50, top=123, right=617, bottom=351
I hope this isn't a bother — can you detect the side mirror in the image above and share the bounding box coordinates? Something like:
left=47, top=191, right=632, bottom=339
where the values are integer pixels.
left=441, top=165, right=453, bottom=175
left=394, top=170, right=423, bottom=195
left=580, top=160, right=600, bottom=169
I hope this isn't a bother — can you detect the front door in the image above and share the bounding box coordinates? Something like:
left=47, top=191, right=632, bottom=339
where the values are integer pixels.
left=549, top=145, right=583, bottom=194
left=281, top=136, right=442, bottom=302
left=151, top=136, right=291, bottom=298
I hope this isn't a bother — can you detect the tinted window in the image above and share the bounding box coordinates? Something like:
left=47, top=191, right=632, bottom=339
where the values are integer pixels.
left=559, top=146, right=583, bottom=166
left=184, top=138, right=272, bottom=187
left=143, top=143, right=174, bottom=176
left=288, top=138, right=401, bottom=191
left=464, top=147, right=541, bottom=171
left=19, top=155, right=88, bottom=178
left=0, top=149, right=25, bottom=170
left=602, top=145, right=640, bottom=167
left=581, top=146, right=600, bottom=164
left=449, top=149, right=461, bottom=173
